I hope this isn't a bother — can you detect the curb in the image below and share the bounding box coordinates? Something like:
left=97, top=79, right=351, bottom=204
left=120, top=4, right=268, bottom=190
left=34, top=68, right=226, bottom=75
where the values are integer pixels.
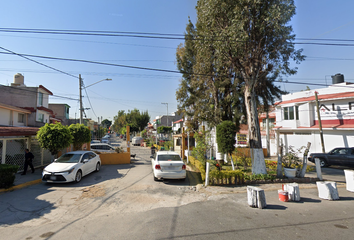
left=0, top=179, right=42, bottom=193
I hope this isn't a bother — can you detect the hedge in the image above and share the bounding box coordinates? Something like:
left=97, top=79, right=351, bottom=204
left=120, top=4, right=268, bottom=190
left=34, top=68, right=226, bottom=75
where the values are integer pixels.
left=188, top=156, right=206, bottom=181
left=0, top=164, right=19, bottom=188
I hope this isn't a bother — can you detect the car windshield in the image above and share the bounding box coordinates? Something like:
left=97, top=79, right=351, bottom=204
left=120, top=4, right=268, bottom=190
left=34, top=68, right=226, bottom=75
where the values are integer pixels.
left=158, top=155, right=181, bottom=161
left=56, top=153, right=82, bottom=163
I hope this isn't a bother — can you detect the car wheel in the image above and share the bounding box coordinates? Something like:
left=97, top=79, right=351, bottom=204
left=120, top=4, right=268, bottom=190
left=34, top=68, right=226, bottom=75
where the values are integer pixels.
left=95, top=162, right=101, bottom=172
left=75, top=170, right=82, bottom=183
left=319, top=159, right=328, bottom=167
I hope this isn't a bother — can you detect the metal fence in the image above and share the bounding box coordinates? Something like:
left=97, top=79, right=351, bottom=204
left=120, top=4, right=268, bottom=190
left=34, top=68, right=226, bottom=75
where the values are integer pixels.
left=0, top=136, right=52, bottom=172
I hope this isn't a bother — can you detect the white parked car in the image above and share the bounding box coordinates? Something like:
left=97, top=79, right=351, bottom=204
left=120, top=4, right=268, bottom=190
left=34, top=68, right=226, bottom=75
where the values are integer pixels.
left=42, top=151, right=101, bottom=183
left=150, top=151, right=186, bottom=181
left=91, top=143, right=115, bottom=153
left=132, top=136, right=144, bottom=146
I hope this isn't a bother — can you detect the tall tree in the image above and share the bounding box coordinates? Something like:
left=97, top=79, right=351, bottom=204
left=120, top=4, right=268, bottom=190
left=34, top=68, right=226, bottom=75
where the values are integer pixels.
left=196, top=0, right=304, bottom=174
left=112, top=109, right=150, bottom=133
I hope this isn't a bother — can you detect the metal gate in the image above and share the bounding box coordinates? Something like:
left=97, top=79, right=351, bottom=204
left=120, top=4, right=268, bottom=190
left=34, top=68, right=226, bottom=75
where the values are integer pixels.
left=0, top=136, right=52, bottom=172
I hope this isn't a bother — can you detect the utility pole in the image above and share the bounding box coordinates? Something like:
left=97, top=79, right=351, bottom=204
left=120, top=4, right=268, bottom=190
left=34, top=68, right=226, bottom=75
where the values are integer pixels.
left=79, top=74, right=83, bottom=124
left=315, top=91, right=326, bottom=153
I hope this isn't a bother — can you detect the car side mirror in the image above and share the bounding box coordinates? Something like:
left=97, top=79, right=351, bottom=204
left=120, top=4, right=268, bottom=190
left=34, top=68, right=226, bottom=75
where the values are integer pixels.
left=83, top=159, right=89, bottom=163
left=150, top=156, right=154, bottom=159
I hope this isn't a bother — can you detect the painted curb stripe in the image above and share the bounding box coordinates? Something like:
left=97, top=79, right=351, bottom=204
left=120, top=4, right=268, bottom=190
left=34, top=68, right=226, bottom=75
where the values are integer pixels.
left=0, top=179, right=42, bottom=193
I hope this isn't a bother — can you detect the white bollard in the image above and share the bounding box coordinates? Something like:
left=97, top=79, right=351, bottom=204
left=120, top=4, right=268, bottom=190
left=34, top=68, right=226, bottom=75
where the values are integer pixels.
left=344, top=169, right=354, bottom=192
left=314, top=158, right=323, bottom=180
left=247, top=186, right=267, bottom=209
left=284, top=183, right=301, bottom=201
left=205, top=162, right=210, bottom=187
left=316, top=181, right=339, bottom=200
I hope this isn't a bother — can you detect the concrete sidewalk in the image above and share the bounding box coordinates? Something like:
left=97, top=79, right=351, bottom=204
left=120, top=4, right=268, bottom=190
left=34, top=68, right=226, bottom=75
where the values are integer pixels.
left=0, top=169, right=43, bottom=193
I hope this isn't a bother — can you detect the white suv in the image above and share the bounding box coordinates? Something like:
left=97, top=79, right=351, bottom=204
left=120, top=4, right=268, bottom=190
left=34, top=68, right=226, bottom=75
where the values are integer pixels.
left=90, top=143, right=115, bottom=153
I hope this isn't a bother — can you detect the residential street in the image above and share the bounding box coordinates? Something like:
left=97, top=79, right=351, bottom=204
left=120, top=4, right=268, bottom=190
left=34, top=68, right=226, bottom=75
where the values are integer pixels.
left=1, top=139, right=354, bottom=239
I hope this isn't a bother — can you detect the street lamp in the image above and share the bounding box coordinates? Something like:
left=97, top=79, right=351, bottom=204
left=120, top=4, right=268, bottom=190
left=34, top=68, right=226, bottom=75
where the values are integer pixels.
left=79, top=75, right=112, bottom=124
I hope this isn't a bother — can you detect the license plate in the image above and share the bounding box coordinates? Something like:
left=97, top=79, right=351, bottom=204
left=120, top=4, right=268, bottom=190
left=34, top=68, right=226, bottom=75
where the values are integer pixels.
left=50, top=176, right=56, bottom=180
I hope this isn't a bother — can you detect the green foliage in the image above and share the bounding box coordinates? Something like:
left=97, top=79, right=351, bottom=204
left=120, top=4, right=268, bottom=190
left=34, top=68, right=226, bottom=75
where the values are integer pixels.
left=244, top=174, right=276, bottom=181
left=69, top=123, right=91, bottom=150
left=282, top=145, right=304, bottom=168
left=188, top=156, right=206, bottom=181
left=216, top=121, right=238, bottom=154
left=112, top=109, right=150, bottom=133
left=101, top=119, right=112, bottom=128
left=114, top=146, right=125, bottom=153
left=37, top=123, right=73, bottom=155
left=0, top=164, right=19, bottom=188
left=157, top=126, right=172, bottom=134
left=209, top=169, right=244, bottom=180
left=141, top=129, right=148, bottom=139
left=163, top=140, right=173, bottom=151
left=191, top=129, right=210, bottom=166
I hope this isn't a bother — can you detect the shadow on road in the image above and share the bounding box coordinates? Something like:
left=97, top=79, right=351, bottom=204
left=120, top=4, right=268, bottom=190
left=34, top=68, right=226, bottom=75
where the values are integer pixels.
left=0, top=164, right=133, bottom=226
left=265, top=204, right=288, bottom=210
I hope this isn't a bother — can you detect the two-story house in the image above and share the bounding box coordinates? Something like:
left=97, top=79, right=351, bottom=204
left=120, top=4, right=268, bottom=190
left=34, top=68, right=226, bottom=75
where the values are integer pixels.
left=0, top=73, right=53, bottom=127
left=274, top=73, right=354, bottom=155
left=48, top=103, right=71, bottom=125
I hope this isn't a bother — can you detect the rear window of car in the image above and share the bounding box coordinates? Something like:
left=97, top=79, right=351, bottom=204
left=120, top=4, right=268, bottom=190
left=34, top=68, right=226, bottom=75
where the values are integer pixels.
left=158, top=155, right=181, bottom=161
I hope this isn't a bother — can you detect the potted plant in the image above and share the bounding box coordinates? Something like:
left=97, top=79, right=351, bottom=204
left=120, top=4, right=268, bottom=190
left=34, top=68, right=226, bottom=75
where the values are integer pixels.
left=282, top=145, right=304, bottom=178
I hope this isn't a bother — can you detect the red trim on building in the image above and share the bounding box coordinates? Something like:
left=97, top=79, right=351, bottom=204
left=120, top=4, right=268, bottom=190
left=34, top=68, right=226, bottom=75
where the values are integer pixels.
left=174, top=119, right=183, bottom=124
left=21, top=107, right=36, bottom=112
left=39, top=85, right=53, bottom=95
left=0, top=127, right=39, bottom=136
left=314, top=119, right=354, bottom=125
left=37, top=106, right=54, bottom=114
left=275, top=91, right=354, bottom=106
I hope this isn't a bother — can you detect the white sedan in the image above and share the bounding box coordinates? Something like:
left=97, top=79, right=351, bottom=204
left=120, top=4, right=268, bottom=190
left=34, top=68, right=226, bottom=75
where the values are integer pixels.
left=151, top=151, right=186, bottom=181
left=42, top=151, right=101, bottom=183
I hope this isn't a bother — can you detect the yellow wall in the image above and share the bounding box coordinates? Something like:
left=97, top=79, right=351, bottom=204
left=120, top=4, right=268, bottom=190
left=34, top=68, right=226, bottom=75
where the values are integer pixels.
left=99, top=152, right=131, bottom=165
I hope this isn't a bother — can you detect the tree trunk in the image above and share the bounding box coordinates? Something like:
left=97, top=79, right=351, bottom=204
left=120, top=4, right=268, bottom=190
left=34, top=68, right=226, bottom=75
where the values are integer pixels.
left=244, top=87, right=267, bottom=174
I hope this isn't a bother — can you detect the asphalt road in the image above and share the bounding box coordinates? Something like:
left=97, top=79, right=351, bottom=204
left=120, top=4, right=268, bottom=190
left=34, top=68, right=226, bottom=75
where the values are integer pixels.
left=1, top=137, right=354, bottom=239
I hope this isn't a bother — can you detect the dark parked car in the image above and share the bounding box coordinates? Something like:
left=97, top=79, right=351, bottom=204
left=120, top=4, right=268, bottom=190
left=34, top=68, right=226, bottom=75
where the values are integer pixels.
left=308, top=147, right=354, bottom=167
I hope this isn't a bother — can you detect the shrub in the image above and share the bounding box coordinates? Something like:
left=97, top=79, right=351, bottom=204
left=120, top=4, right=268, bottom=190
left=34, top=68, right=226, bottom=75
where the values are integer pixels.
left=0, top=164, right=19, bottom=188
left=188, top=156, right=206, bottom=180
left=115, top=147, right=125, bottom=153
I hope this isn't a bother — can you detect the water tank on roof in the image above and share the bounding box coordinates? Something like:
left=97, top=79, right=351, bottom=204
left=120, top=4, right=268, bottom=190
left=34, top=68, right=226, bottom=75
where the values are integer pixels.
left=14, top=73, right=24, bottom=85
left=331, top=73, right=344, bottom=84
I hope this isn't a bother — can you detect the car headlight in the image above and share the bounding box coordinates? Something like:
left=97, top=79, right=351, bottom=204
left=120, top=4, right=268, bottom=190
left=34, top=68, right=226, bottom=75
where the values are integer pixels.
left=57, top=168, right=75, bottom=174
left=67, top=167, right=75, bottom=174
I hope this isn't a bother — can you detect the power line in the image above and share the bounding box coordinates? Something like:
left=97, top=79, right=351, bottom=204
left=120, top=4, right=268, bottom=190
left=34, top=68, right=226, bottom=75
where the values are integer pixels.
left=0, top=47, right=78, bottom=79
left=3, top=28, right=354, bottom=46
left=0, top=83, right=79, bottom=101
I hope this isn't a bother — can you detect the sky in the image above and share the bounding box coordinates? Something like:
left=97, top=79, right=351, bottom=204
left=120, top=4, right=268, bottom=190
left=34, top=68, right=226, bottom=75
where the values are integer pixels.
left=1, top=0, right=354, bottom=123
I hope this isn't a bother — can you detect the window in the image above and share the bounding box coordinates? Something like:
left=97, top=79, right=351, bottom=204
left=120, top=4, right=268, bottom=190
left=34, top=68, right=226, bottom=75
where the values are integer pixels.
left=38, top=92, right=43, bottom=106
left=18, top=113, right=25, bottom=123
left=38, top=113, right=44, bottom=122
left=262, top=118, right=275, bottom=129
left=283, top=106, right=298, bottom=120
left=176, top=138, right=181, bottom=146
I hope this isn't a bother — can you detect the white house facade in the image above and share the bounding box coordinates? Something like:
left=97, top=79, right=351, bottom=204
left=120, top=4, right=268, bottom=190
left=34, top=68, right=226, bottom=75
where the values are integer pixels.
left=274, top=76, right=354, bottom=155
